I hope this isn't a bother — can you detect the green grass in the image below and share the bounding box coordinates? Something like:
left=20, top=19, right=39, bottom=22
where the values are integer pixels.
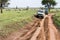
left=0, top=9, right=37, bottom=37
left=50, top=9, right=60, bottom=29
left=53, top=12, right=60, bottom=26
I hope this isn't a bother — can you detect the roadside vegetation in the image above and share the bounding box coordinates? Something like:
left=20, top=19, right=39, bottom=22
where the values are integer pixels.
left=50, top=9, right=60, bottom=29
left=0, top=9, right=37, bottom=37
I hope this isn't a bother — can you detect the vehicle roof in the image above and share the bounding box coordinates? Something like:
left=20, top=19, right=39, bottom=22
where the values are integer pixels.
left=37, top=9, right=45, bottom=14
left=38, top=9, right=45, bottom=12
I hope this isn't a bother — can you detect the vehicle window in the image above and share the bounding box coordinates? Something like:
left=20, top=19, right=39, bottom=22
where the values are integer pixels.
left=38, top=10, right=43, bottom=13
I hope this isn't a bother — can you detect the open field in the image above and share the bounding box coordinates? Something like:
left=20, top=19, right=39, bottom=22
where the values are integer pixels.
left=0, top=9, right=37, bottom=37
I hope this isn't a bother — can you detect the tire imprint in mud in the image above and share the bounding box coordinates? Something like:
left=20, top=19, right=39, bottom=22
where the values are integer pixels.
left=44, top=17, right=50, bottom=40
left=3, top=14, right=60, bottom=40
left=5, top=18, right=41, bottom=40
left=18, top=19, right=41, bottom=40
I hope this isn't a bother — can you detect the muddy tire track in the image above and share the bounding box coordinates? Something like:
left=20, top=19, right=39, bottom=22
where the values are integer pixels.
left=3, top=14, right=60, bottom=40
left=44, top=17, right=50, bottom=40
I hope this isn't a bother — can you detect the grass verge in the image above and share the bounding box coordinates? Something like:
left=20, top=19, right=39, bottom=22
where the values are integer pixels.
left=0, top=9, right=37, bottom=37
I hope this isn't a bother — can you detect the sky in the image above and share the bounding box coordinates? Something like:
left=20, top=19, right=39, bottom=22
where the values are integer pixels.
left=8, top=0, right=60, bottom=8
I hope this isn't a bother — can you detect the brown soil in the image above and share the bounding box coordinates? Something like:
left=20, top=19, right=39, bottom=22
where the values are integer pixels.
left=0, top=14, right=60, bottom=40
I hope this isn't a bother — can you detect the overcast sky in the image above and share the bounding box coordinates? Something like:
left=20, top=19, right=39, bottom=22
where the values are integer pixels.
left=8, top=0, right=60, bottom=8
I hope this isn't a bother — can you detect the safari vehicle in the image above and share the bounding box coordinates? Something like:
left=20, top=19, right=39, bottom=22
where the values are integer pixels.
left=34, top=10, right=45, bottom=19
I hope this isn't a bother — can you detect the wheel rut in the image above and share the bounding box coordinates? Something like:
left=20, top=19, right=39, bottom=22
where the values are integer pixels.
left=4, top=14, right=60, bottom=40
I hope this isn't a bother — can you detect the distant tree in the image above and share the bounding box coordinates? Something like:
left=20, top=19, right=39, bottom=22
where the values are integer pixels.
left=0, top=0, right=9, bottom=13
left=42, top=0, right=57, bottom=11
left=16, top=6, right=18, bottom=9
left=51, top=1, right=57, bottom=8
left=26, top=6, right=29, bottom=10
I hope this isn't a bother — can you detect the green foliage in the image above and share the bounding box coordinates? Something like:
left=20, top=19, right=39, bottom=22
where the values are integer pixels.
left=0, top=0, right=8, bottom=3
left=0, top=0, right=9, bottom=13
left=42, top=0, right=49, bottom=5
left=41, top=0, right=56, bottom=7
left=0, top=0, right=9, bottom=6
left=52, top=1, right=57, bottom=7
left=26, top=6, right=29, bottom=10
left=51, top=9, right=60, bottom=28
left=0, top=9, right=37, bottom=37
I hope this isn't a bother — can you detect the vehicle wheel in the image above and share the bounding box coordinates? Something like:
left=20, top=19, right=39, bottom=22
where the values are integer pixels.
left=39, top=16, right=44, bottom=19
left=34, top=15, right=39, bottom=18
left=45, top=12, right=48, bottom=15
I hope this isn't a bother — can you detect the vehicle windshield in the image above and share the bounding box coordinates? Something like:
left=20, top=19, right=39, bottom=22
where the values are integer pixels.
left=38, top=10, right=43, bottom=13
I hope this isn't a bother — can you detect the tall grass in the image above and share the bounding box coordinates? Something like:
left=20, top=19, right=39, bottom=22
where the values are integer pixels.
left=0, top=9, right=37, bottom=37
left=50, top=9, right=60, bottom=29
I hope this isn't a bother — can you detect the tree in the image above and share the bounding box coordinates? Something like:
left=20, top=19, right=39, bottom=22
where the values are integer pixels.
left=42, top=0, right=56, bottom=11
left=26, top=6, right=29, bottom=10
left=0, top=0, right=9, bottom=13
left=51, top=1, right=57, bottom=8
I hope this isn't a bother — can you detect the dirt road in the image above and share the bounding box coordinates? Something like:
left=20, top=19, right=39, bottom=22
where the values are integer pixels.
left=3, top=14, right=60, bottom=40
